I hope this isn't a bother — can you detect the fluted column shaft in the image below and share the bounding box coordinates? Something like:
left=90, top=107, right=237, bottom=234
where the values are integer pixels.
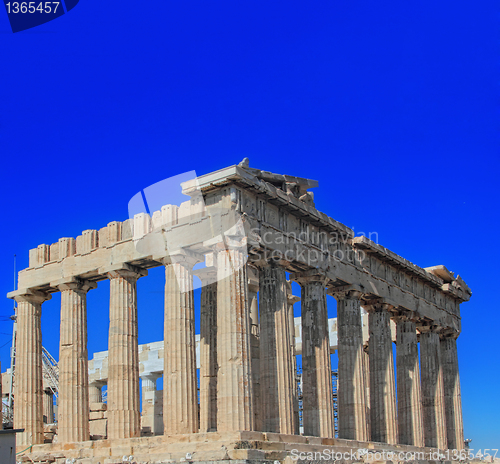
left=14, top=292, right=49, bottom=446
left=216, top=245, right=254, bottom=432
left=363, top=344, right=371, bottom=439
left=43, top=390, right=54, bottom=424
left=441, top=335, right=464, bottom=450
left=298, top=277, right=334, bottom=438
left=286, top=282, right=300, bottom=435
left=259, top=264, right=295, bottom=434
left=335, top=290, right=368, bottom=441
left=247, top=266, right=262, bottom=432
left=367, top=304, right=398, bottom=444
left=198, top=269, right=218, bottom=432
left=141, top=374, right=161, bottom=435
left=164, top=258, right=199, bottom=434
left=419, top=327, right=447, bottom=449
left=107, top=267, right=145, bottom=439
left=89, top=383, right=103, bottom=404
left=58, top=280, right=95, bottom=443
left=396, top=317, right=424, bottom=446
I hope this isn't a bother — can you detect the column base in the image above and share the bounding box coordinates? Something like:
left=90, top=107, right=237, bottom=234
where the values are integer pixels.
left=21, top=431, right=457, bottom=463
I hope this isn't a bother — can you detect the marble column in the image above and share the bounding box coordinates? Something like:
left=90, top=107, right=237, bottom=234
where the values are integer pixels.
left=43, top=389, right=54, bottom=424
left=57, top=279, right=96, bottom=443
left=13, top=291, right=51, bottom=446
left=419, top=326, right=447, bottom=449
left=197, top=268, right=218, bottom=433
left=395, top=315, right=424, bottom=446
left=296, top=275, right=334, bottom=438
left=363, top=344, right=371, bottom=440
left=286, top=281, right=300, bottom=435
left=163, top=257, right=199, bottom=434
left=441, top=334, right=464, bottom=450
left=89, top=382, right=103, bottom=404
left=259, top=263, right=295, bottom=434
left=247, top=266, right=262, bottom=432
left=216, top=243, right=254, bottom=432
left=107, top=266, right=146, bottom=440
left=366, top=303, right=398, bottom=444
left=334, top=290, right=368, bottom=441
left=141, top=374, right=161, bottom=435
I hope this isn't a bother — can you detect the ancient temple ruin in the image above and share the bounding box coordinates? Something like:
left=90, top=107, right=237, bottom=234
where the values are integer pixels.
left=6, top=162, right=471, bottom=463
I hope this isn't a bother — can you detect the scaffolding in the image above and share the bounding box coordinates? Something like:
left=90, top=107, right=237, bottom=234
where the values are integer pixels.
left=297, top=366, right=339, bottom=437
left=2, top=312, right=59, bottom=427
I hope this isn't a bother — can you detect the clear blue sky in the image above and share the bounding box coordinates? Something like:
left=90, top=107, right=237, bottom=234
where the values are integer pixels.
left=0, top=0, right=498, bottom=452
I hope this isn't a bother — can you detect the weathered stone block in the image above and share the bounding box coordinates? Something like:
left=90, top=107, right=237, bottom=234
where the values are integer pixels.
left=107, top=221, right=122, bottom=245
left=49, top=243, right=59, bottom=261
left=227, top=448, right=266, bottom=460
left=38, top=243, right=49, bottom=264
left=89, top=418, right=107, bottom=439
left=90, top=402, right=107, bottom=411
left=98, top=226, right=109, bottom=248
left=134, top=212, right=151, bottom=241
left=161, top=204, right=179, bottom=226
left=58, top=237, right=76, bottom=259
left=121, top=218, right=134, bottom=240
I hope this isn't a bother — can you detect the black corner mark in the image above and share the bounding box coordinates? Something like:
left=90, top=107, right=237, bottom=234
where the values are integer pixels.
left=3, top=0, right=79, bottom=33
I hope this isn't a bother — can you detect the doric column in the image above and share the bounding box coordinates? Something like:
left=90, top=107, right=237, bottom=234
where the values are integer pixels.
left=365, top=303, right=398, bottom=444
left=419, top=325, right=447, bottom=449
left=106, top=265, right=146, bottom=440
left=163, top=256, right=199, bottom=434
left=259, top=262, right=295, bottom=434
left=333, top=290, right=368, bottom=441
left=247, top=266, right=262, bottom=431
left=286, top=281, right=300, bottom=435
left=13, top=291, right=51, bottom=446
left=57, top=278, right=96, bottom=443
left=43, top=389, right=54, bottom=424
left=362, top=343, right=371, bottom=440
left=197, top=267, right=218, bottom=432
left=216, top=243, right=254, bottom=432
left=141, top=374, right=161, bottom=435
left=441, top=333, right=464, bottom=450
left=89, top=382, right=103, bottom=404
left=295, top=274, right=334, bottom=438
left=395, top=315, right=424, bottom=446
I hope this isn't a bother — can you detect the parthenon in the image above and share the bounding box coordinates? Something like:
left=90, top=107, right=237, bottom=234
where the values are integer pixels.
left=5, top=162, right=471, bottom=463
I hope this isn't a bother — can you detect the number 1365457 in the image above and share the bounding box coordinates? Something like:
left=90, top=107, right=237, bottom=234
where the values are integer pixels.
left=5, top=2, right=60, bottom=13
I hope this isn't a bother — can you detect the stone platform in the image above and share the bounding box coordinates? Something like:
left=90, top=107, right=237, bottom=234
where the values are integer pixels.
left=17, top=432, right=448, bottom=464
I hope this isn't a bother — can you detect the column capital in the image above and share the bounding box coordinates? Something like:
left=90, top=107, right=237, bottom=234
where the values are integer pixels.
left=249, top=253, right=291, bottom=270
left=194, top=266, right=218, bottom=285
left=290, top=269, right=329, bottom=286
left=285, top=280, right=300, bottom=305
left=102, top=263, right=148, bottom=280
left=140, top=372, right=160, bottom=382
left=363, top=302, right=394, bottom=313
left=213, top=236, right=248, bottom=252
left=391, top=308, right=419, bottom=323
left=439, top=328, right=460, bottom=340
left=51, top=277, right=97, bottom=293
left=417, top=323, right=443, bottom=335
left=11, top=288, right=51, bottom=305
left=160, top=249, right=204, bottom=269
left=330, top=287, right=362, bottom=301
